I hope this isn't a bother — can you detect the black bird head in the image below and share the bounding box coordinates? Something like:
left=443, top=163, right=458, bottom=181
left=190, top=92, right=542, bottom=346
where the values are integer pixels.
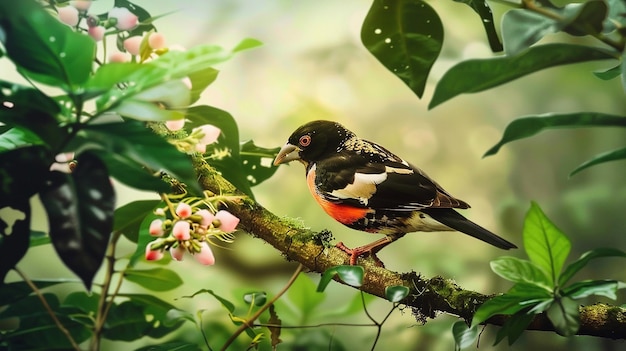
left=273, top=120, right=354, bottom=166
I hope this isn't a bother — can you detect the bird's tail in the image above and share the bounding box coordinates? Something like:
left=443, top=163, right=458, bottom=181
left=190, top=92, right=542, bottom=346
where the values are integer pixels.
left=422, top=208, right=517, bottom=250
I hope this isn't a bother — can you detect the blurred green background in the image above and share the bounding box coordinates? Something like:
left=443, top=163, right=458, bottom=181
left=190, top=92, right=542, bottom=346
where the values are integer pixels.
left=5, top=0, right=625, bottom=350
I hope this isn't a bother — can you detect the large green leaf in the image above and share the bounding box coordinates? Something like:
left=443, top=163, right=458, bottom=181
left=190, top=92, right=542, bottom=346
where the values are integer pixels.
left=501, top=9, right=560, bottom=56
left=124, top=267, right=183, bottom=291
left=117, top=293, right=185, bottom=338
left=484, top=112, right=626, bottom=157
left=563, top=280, right=626, bottom=300
left=40, top=152, right=115, bottom=289
left=361, top=0, right=443, bottom=98
left=523, top=202, right=570, bottom=286
left=185, top=105, right=253, bottom=196
left=562, top=0, right=608, bottom=36
left=96, top=39, right=260, bottom=114
left=454, top=0, right=502, bottom=52
left=240, top=140, right=281, bottom=187
left=429, top=44, right=615, bottom=108
left=103, top=300, right=154, bottom=341
left=451, top=321, right=479, bottom=350
left=0, top=293, right=91, bottom=349
left=494, top=312, right=535, bottom=346
left=0, top=279, right=76, bottom=305
left=547, top=296, right=580, bottom=336
left=0, top=127, right=43, bottom=151
left=0, top=81, right=65, bottom=148
left=471, top=283, right=552, bottom=327
left=570, top=146, right=626, bottom=176
left=0, top=0, right=95, bottom=90
left=490, top=256, right=552, bottom=289
left=76, top=121, right=200, bottom=194
left=559, top=248, right=626, bottom=285
left=114, top=199, right=161, bottom=243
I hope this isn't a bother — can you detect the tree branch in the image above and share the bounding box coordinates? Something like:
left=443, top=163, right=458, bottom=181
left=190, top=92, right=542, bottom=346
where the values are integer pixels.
left=192, top=155, right=626, bottom=339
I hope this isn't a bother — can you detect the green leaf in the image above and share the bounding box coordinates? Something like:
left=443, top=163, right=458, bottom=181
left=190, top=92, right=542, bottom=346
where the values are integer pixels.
left=559, top=248, right=626, bottom=285
left=494, top=312, right=535, bottom=346
left=135, top=341, right=201, bottom=351
left=563, top=280, right=625, bottom=300
left=40, top=152, right=115, bottom=289
left=547, top=296, right=580, bottom=336
left=232, top=37, right=263, bottom=53
left=124, top=267, right=183, bottom=291
left=0, top=0, right=95, bottom=90
left=96, top=151, right=172, bottom=192
left=111, top=99, right=186, bottom=122
left=429, top=44, right=615, bottom=108
left=570, top=146, right=626, bottom=176
left=484, top=112, right=626, bottom=157
left=0, top=127, right=44, bottom=151
left=103, top=300, right=153, bottom=341
left=29, top=230, right=51, bottom=247
left=117, top=293, right=185, bottom=338
left=0, top=81, right=64, bottom=148
left=385, top=285, right=409, bottom=302
left=243, top=291, right=267, bottom=307
left=0, top=279, right=76, bottom=305
left=361, top=0, right=443, bottom=98
left=62, top=291, right=100, bottom=314
left=490, top=256, right=552, bottom=289
left=594, top=64, right=621, bottom=80
left=451, top=321, right=479, bottom=350
left=188, top=67, right=219, bottom=104
left=317, top=265, right=364, bottom=292
left=114, top=199, right=161, bottom=243
left=471, top=283, right=552, bottom=327
left=501, top=9, right=559, bottom=56
left=84, top=62, right=143, bottom=96
left=562, top=0, right=608, bottom=36
left=240, top=140, right=281, bottom=187
left=453, top=0, right=502, bottom=52
left=0, top=293, right=91, bottom=348
left=177, top=289, right=236, bottom=313
left=523, top=202, right=570, bottom=286
left=185, top=105, right=254, bottom=197
left=76, top=121, right=200, bottom=194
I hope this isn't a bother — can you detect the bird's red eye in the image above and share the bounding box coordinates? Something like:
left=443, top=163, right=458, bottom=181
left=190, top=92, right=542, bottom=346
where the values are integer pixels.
left=299, top=135, right=311, bottom=147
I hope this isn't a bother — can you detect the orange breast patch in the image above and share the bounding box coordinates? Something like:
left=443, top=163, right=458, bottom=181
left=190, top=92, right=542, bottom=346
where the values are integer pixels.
left=307, top=166, right=370, bottom=225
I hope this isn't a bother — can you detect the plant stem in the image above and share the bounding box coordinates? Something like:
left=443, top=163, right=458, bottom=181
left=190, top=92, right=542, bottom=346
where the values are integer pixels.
left=219, top=264, right=304, bottom=351
left=90, top=231, right=122, bottom=351
left=14, top=267, right=82, bottom=351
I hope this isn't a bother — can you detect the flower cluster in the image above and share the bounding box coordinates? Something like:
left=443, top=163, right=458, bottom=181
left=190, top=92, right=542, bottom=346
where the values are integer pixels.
left=166, top=122, right=222, bottom=154
left=145, top=200, right=240, bottom=265
left=56, top=1, right=138, bottom=40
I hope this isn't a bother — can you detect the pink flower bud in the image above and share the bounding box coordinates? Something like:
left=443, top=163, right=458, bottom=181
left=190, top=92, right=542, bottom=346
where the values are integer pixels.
left=123, top=36, right=142, bottom=56
left=58, top=6, right=79, bottom=26
left=149, top=219, right=164, bottom=237
left=108, top=7, right=138, bottom=31
left=165, top=119, right=185, bottom=131
left=170, top=246, right=186, bottom=261
left=109, top=51, right=129, bottom=63
left=195, top=242, right=215, bottom=265
left=194, top=143, right=207, bottom=154
left=70, top=0, right=92, bottom=11
left=215, top=210, right=239, bottom=233
left=175, top=203, right=192, bottom=219
left=195, top=209, right=214, bottom=229
left=172, top=220, right=191, bottom=240
left=145, top=243, right=164, bottom=261
left=148, top=32, right=166, bottom=50
left=181, top=77, right=192, bottom=89
left=88, top=26, right=105, bottom=41
left=195, top=125, right=221, bottom=145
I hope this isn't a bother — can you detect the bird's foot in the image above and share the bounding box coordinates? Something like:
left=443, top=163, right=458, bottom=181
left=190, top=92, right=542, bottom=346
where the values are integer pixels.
left=335, top=242, right=385, bottom=267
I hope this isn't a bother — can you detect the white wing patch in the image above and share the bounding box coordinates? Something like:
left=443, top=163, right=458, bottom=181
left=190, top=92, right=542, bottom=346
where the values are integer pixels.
left=330, top=172, right=387, bottom=205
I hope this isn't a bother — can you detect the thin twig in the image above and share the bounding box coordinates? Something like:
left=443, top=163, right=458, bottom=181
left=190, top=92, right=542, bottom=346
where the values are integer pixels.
left=219, top=264, right=304, bottom=351
left=14, top=267, right=82, bottom=351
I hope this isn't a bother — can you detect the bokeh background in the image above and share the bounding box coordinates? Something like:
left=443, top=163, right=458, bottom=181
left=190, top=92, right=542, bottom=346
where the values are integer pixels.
left=5, top=0, right=626, bottom=350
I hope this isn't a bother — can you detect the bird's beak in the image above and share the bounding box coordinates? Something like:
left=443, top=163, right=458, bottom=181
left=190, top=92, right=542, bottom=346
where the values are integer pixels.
left=273, top=143, right=301, bottom=166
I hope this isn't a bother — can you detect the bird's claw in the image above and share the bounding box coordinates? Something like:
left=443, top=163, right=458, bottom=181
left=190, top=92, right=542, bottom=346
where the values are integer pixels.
left=335, top=242, right=385, bottom=267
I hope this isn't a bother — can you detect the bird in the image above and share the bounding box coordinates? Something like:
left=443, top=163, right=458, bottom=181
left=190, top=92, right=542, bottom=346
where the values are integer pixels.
left=273, top=120, right=517, bottom=267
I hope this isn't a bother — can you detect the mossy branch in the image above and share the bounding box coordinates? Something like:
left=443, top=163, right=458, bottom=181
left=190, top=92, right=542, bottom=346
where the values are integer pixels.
left=192, top=155, right=626, bottom=339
